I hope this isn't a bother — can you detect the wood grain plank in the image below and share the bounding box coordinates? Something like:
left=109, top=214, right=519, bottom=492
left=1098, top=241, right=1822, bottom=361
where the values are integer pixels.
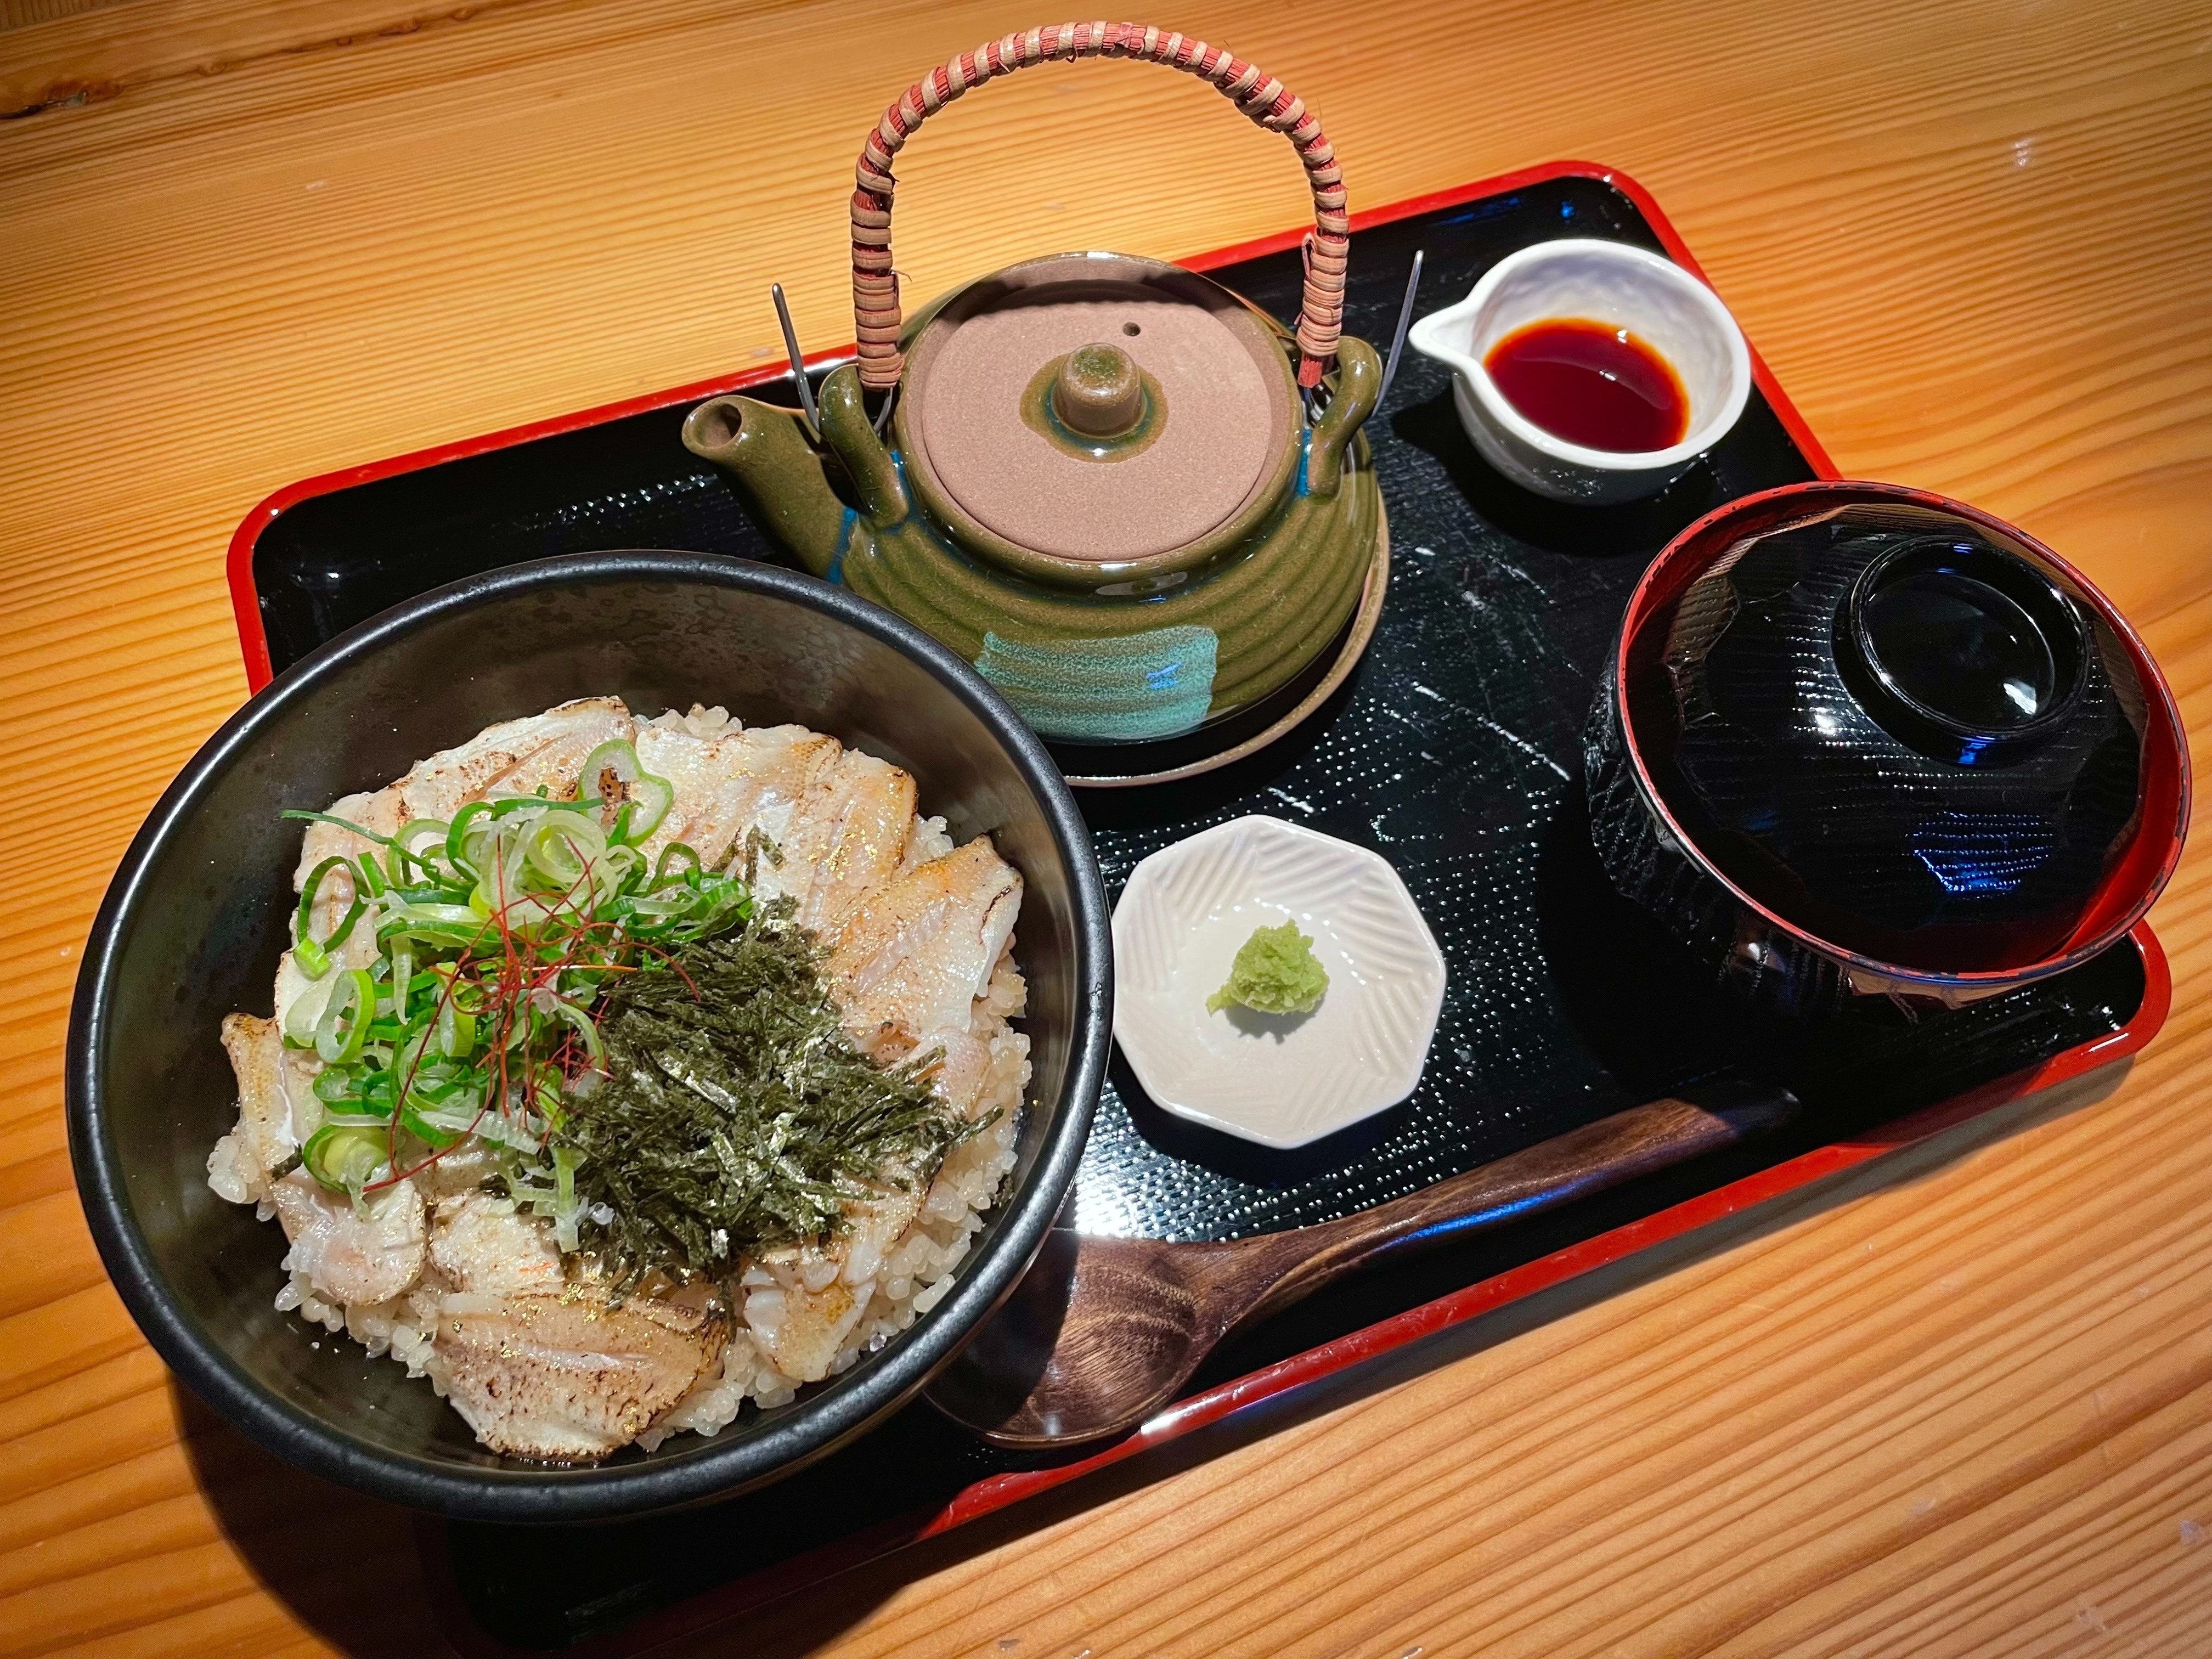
left=0, top=1351, right=166, bottom=1448
left=1, top=0, right=139, bottom=35
left=3, top=0, right=2210, bottom=1655
left=0, top=1286, right=148, bottom=1407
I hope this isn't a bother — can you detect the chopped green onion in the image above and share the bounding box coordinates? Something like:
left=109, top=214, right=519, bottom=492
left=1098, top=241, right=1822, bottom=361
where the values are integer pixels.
left=387, top=943, right=414, bottom=1017
left=291, top=856, right=366, bottom=980
left=539, top=995, right=605, bottom=1066
left=652, top=843, right=703, bottom=886
left=433, top=995, right=476, bottom=1059
left=393, top=819, right=451, bottom=876
left=613, top=778, right=674, bottom=845
left=521, top=812, right=605, bottom=888
left=301, top=1125, right=386, bottom=1195
left=283, top=973, right=335, bottom=1047
left=552, top=1144, right=584, bottom=1251
left=400, top=1099, right=469, bottom=1150
left=356, top=850, right=390, bottom=899
left=580, top=739, right=675, bottom=845
left=314, top=969, right=376, bottom=1065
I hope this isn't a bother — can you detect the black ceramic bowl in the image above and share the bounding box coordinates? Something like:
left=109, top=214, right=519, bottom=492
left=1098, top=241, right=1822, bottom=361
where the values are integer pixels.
left=66, top=552, right=1111, bottom=1522
left=1587, top=482, right=2188, bottom=1014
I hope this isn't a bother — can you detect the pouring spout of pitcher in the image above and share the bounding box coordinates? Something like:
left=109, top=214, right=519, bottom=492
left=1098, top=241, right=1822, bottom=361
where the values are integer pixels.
left=682, top=364, right=910, bottom=579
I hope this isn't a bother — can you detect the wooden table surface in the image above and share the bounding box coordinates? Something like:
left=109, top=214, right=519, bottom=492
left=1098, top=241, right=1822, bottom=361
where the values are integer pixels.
left=5, top=0, right=2211, bottom=1653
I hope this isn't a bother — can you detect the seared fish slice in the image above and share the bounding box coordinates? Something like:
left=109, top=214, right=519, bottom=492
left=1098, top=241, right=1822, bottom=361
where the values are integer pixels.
left=292, top=694, right=634, bottom=881
left=429, top=1191, right=567, bottom=1297
left=208, top=1014, right=295, bottom=1204
left=634, top=719, right=842, bottom=874
left=780, top=748, right=919, bottom=932
left=389, top=694, right=635, bottom=827
left=210, top=1013, right=429, bottom=1305
left=741, top=1173, right=930, bottom=1381
left=436, top=1288, right=729, bottom=1462
left=827, top=840, right=1022, bottom=1054
left=273, top=1172, right=426, bottom=1307
left=634, top=714, right=916, bottom=929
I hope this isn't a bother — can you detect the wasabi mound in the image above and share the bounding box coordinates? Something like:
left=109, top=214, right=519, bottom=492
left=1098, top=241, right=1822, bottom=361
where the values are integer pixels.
left=1207, top=921, right=1328, bottom=1016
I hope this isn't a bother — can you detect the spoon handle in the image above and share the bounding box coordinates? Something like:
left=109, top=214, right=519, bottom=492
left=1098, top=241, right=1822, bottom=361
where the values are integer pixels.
left=1229, top=1082, right=1798, bottom=1331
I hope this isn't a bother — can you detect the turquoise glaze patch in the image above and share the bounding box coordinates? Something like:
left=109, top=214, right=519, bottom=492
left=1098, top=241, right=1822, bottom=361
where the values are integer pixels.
left=975, top=626, right=1218, bottom=741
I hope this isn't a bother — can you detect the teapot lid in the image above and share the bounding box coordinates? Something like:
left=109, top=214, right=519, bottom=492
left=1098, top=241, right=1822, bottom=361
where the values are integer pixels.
left=898, top=253, right=1296, bottom=566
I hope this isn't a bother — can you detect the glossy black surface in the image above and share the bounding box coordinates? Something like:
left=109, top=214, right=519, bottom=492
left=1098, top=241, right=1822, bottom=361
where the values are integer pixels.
left=1842, top=533, right=2090, bottom=759
left=1859, top=567, right=2061, bottom=731
left=69, top=555, right=1111, bottom=1522
left=234, top=177, right=2146, bottom=1646
left=1639, top=504, right=2144, bottom=970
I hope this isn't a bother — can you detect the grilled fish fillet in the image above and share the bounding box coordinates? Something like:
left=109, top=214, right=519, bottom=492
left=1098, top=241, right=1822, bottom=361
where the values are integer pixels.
left=435, top=1288, right=729, bottom=1462
left=273, top=1171, right=427, bottom=1307
left=429, top=1192, right=567, bottom=1297
left=827, top=840, right=1023, bottom=1056
left=213, top=1014, right=431, bottom=1303
left=208, top=1014, right=295, bottom=1204
left=634, top=718, right=841, bottom=875
left=634, top=713, right=917, bottom=930
left=780, top=748, right=919, bottom=932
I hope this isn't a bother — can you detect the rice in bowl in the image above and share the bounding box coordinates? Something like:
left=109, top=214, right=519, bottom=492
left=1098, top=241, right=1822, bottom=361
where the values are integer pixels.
left=207, top=697, right=1029, bottom=1462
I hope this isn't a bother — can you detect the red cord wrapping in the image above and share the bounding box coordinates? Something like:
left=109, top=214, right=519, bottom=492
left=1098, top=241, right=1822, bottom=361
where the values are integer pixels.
left=851, top=22, right=1348, bottom=390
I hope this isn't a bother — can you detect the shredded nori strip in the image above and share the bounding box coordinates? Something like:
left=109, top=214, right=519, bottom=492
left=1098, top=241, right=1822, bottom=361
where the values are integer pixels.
left=534, top=899, right=972, bottom=1286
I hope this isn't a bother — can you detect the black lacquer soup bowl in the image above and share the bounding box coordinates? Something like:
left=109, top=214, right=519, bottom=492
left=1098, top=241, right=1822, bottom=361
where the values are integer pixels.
left=1588, top=482, right=2188, bottom=1014
left=66, top=552, right=1112, bottom=1522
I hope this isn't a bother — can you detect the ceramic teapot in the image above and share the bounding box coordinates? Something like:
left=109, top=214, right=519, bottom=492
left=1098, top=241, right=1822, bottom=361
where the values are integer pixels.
left=682, top=24, right=1384, bottom=746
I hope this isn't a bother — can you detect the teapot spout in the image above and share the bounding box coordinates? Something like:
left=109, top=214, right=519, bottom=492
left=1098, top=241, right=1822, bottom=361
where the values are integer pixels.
left=681, top=392, right=848, bottom=578
left=683, top=365, right=911, bottom=578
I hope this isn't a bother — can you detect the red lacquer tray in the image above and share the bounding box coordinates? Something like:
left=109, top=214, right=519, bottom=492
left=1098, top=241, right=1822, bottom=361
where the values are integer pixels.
left=220, top=161, right=2169, bottom=1655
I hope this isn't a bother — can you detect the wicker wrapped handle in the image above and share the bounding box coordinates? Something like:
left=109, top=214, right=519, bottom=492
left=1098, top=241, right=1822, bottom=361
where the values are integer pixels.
left=852, top=21, right=1350, bottom=390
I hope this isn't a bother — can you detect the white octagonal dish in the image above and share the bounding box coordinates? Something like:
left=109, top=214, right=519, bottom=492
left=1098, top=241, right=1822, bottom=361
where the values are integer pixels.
left=1111, top=815, right=1448, bottom=1149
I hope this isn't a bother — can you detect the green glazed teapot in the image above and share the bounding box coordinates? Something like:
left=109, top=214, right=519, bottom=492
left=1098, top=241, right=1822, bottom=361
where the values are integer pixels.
left=681, top=22, right=1385, bottom=746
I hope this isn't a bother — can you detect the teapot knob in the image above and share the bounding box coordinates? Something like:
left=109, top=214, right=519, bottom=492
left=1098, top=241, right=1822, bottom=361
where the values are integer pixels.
left=1052, top=343, right=1144, bottom=438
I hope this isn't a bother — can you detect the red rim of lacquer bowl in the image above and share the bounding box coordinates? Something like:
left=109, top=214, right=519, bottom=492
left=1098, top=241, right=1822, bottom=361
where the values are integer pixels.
left=1609, top=478, right=2191, bottom=994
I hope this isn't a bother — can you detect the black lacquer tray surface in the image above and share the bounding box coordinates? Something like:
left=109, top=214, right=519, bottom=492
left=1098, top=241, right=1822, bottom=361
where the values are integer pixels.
left=230, top=165, right=2154, bottom=1654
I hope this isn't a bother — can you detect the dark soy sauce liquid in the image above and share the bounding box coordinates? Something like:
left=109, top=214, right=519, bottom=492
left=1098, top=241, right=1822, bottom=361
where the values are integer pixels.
left=1483, top=318, right=1690, bottom=453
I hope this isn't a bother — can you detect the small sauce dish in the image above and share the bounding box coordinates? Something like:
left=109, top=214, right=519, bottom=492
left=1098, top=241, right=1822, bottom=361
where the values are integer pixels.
left=1409, top=238, right=1751, bottom=504
left=1110, top=816, right=1447, bottom=1149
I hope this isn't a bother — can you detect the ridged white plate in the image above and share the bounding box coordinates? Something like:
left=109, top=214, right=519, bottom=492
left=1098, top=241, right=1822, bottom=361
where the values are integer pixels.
left=1111, top=816, right=1448, bottom=1149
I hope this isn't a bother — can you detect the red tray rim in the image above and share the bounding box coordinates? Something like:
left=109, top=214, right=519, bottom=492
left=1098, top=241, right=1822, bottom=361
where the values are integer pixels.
left=215, top=157, right=2163, bottom=1655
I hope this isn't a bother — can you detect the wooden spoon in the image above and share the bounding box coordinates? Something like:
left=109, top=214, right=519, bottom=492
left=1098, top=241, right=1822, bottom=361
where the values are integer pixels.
left=927, top=1084, right=1796, bottom=1447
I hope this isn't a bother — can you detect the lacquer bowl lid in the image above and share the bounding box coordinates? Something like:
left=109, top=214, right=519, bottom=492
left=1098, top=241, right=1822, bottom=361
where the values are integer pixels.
left=1619, top=486, right=2188, bottom=978
left=896, top=253, right=1298, bottom=567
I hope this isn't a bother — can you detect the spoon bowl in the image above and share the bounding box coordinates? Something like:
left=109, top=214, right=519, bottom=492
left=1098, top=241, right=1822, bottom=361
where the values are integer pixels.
left=931, top=1085, right=1795, bottom=1447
